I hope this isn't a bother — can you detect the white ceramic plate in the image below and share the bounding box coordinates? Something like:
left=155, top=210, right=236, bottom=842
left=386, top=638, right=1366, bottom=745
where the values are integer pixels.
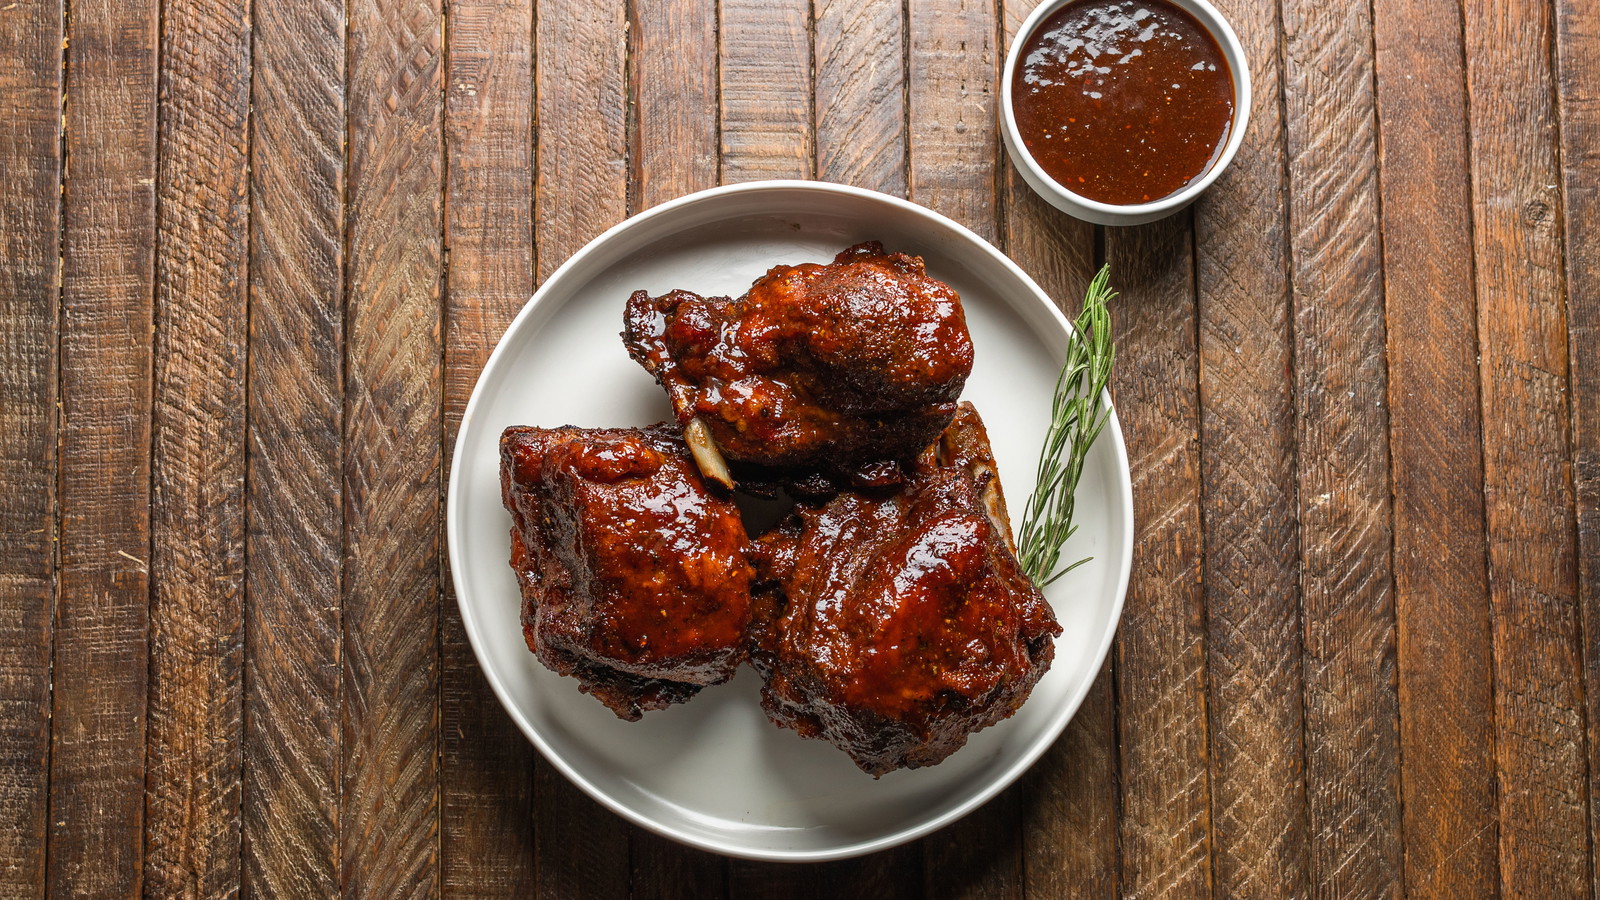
left=447, top=181, right=1133, bottom=862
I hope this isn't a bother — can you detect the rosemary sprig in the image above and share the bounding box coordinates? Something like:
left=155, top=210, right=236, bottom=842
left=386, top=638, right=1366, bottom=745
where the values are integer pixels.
left=1016, top=265, right=1117, bottom=587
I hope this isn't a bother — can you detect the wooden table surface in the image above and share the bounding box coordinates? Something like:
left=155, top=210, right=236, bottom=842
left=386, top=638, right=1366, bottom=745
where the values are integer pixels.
left=2, top=0, right=1596, bottom=895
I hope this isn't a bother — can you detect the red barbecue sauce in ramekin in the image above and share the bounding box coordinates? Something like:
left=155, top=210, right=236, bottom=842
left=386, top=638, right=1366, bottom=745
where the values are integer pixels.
left=1011, top=0, right=1235, bottom=205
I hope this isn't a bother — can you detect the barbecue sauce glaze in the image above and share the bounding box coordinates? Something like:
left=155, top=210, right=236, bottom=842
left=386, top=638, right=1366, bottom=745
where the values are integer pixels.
left=1012, top=0, right=1234, bottom=205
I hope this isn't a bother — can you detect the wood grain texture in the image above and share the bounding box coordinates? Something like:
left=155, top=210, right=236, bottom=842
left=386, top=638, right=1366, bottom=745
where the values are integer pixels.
left=440, top=0, right=536, bottom=894
left=630, top=0, right=718, bottom=208
left=719, top=0, right=811, bottom=182
left=1106, top=216, right=1213, bottom=900
left=241, top=0, right=346, bottom=891
left=532, top=765, right=629, bottom=900
left=814, top=0, right=905, bottom=194
left=1463, top=0, right=1588, bottom=893
left=625, top=1, right=726, bottom=894
left=908, top=2, right=1016, bottom=896
left=923, top=788, right=1022, bottom=900
left=1555, top=0, right=1600, bottom=890
left=1018, top=663, right=1117, bottom=900
left=995, top=157, right=1096, bottom=312
left=535, top=0, right=627, bottom=274
left=49, top=0, right=159, bottom=892
left=1280, top=0, right=1403, bottom=894
left=533, top=1, right=630, bottom=896
left=341, top=0, right=444, bottom=892
left=144, top=0, right=252, bottom=892
left=907, top=0, right=997, bottom=241
left=992, top=6, right=1114, bottom=878
left=728, top=847, right=925, bottom=900
left=631, top=833, right=725, bottom=900
left=20, top=0, right=1600, bottom=895
left=0, top=0, right=61, bottom=892
left=760, top=3, right=927, bottom=893
left=1554, top=1, right=1600, bottom=893
left=1191, top=0, right=1309, bottom=894
left=995, top=0, right=1096, bottom=341
left=1371, top=0, right=1498, bottom=895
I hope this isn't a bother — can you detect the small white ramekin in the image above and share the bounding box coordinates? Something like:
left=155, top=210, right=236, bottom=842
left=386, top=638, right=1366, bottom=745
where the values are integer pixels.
left=1000, top=0, right=1252, bottom=226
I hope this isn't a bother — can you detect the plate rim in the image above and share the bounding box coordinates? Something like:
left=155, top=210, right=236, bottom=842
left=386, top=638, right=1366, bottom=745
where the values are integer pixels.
left=446, top=179, right=1134, bottom=862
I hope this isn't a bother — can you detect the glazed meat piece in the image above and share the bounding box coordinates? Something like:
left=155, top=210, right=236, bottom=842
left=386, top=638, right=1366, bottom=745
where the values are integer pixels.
left=623, top=242, right=975, bottom=481
left=500, top=424, right=754, bottom=720
left=750, top=403, right=1060, bottom=775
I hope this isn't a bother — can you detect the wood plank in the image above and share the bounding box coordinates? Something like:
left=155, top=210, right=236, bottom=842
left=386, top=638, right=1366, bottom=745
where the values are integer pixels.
left=1191, top=0, right=1309, bottom=893
left=630, top=0, right=718, bottom=207
left=535, top=0, right=626, bottom=271
left=143, top=0, right=251, bottom=892
left=1279, top=0, right=1403, bottom=893
left=1105, top=215, right=1213, bottom=900
left=907, top=2, right=1017, bottom=896
left=733, top=1, right=928, bottom=893
left=0, top=0, right=62, bottom=891
left=342, top=0, right=445, bottom=892
left=1462, top=0, right=1588, bottom=893
left=922, top=791, right=1022, bottom=900
left=994, top=143, right=1097, bottom=356
left=439, top=0, right=537, bottom=894
left=241, top=0, right=346, bottom=892
left=814, top=0, right=905, bottom=194
left=532, top=765, right=629, bottom=900
left=1370, top=0, right=1498, bottom=895
left=48, top=0, right=159, bottom=892
left=714, top=1, right=926, bottom=888
left=532, top=1, right=630, bottom=896
left=907, top=0, right=997, bottom=240
left=625, top=0, right=726, bottom=894
left=994, top=7, right=1114, bottom=886
left=631, top=834, right=725, bottom=900
left=727, top=849, right=924, bottom=900
left=719, top=0, right=811, bottom=182
left=998, top=12, right=1210, bottom=900
left=1554, top=1, right=1600, bottom=893
left=1018, top=664, right=1117, bottom=899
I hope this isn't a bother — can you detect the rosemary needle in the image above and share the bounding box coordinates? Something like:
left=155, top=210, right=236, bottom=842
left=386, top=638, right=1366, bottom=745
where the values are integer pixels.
left=1017, top=265, right=1117, bottom=588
